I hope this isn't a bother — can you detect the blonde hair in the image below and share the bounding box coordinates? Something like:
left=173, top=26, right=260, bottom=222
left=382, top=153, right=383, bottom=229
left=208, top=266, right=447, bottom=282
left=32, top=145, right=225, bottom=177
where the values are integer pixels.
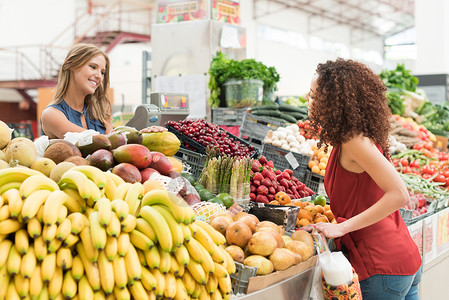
left=52, top=43, right=111, bottom=126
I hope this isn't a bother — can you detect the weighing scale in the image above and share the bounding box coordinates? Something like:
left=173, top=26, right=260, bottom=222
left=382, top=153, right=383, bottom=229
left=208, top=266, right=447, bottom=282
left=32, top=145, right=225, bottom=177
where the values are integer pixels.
left=126, top=92, right=190, bottom=130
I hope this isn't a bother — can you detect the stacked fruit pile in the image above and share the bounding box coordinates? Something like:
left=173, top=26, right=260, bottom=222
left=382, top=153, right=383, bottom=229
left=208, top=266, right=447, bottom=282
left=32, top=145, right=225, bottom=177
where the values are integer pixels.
left=0, top=165, right=235, bottom=299
left=307, top=145, right=332, bottom=176
left=208, top=211, right=315, bottom=275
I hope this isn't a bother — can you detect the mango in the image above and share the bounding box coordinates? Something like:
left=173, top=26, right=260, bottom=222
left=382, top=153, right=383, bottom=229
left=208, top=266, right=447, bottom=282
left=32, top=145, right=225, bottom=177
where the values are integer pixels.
left=112, top=126, right=142, bottom=144
left=141, top=132, right=180, bottom=156
left=113, top=144, right=152, bottom=169
left=149, top=152, right=173, bottom=176
left=112, top=163, right=142, bottom=183
left=140, top=168, right=160, bottom=183
left=107, top=132, right=127, bottom=150
left=76, top=134, right=112, bottom=157
left=87, top=149, right=115, bottom=171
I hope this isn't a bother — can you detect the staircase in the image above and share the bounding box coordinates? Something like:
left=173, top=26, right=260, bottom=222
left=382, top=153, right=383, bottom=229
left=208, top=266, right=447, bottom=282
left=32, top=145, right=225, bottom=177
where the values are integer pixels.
left=0, top=0, right=154, bottom=113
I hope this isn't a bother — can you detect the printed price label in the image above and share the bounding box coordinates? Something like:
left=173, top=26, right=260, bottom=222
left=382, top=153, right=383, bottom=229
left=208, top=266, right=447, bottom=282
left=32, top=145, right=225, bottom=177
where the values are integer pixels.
left=285, top=152, right=299, bottom=169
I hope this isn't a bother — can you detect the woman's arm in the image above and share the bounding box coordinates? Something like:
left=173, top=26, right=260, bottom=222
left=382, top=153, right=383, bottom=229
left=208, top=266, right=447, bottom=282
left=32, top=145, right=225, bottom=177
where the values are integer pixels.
left=104, top=118, right=113, bottom=134
left=41, top=107, right=87, bottom=139
left=311, top=135, right=409, bottom=238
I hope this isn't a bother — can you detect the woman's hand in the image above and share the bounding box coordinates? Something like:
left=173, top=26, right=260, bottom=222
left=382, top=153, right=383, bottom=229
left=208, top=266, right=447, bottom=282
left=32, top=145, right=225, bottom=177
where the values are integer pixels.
left=300, top=222, right=347, bottom=239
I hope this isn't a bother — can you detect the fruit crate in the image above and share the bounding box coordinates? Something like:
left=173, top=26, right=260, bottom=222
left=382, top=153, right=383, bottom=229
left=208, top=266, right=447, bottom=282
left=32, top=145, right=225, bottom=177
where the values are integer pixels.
left=174, top=147, right=206, bottom=180
left=261, top=143, right=310, bottom=182
left=212, top=108, right=247, bottom=126
left=230, top=261, right=258, bottom=294
left=239, top=113, right=288, bottom=148
left=304, top=170, right=325, bottom=195
left=8, top=123, right=34, bottom=140
left=400, top=200, right=437, bottom=226
left=166, top=124, right=260, bottom=159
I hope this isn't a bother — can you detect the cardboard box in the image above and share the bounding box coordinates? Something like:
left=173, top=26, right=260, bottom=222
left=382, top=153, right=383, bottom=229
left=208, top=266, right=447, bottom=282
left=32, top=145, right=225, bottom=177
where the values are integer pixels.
left=246, top=255, right=317, bottom=294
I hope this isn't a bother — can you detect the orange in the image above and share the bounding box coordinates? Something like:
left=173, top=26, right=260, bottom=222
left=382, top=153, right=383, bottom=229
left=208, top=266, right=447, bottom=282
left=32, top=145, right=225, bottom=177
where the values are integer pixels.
left=304, top=206, right=317, bottom=218
left=269, top=200, right=280, bottom=205
left=319, top=169, right=326, bottom=176
left=297, top=210, right=313, bottom=222
left=311, top=165, right=320, bottom=174
left=314, top=215, right=329, bottom=223
left=314, top=205, right=325, bottom=214
left=324, top=210, right=335, bottom=221
left=293, top=201, right=307, bottom=209
left=317, top=151, right=326, bottom=160
left=318, top=162, right=327, bottom=170
left=320, top=157, right=328, bottom=164
left=296, top=218, right=311, bottom=227
left=323, top=204, right=331, bottom=211
left=308, top=160, right=317, bottom=169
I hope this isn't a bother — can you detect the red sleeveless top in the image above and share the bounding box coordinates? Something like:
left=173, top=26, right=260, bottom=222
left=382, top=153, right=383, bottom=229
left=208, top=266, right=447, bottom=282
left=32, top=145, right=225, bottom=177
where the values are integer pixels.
left=324, top=144, right=422, bottom=281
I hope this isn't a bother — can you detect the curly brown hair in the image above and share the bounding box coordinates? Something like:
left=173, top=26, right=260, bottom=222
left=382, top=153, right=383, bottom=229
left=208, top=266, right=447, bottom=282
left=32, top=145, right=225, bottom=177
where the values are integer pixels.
left=309, top=58, right=391, bottom=155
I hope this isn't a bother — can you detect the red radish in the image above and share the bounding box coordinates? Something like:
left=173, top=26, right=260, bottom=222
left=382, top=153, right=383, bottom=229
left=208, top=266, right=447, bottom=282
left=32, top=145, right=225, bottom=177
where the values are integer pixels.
left=256, top=195, right=268, bottom=204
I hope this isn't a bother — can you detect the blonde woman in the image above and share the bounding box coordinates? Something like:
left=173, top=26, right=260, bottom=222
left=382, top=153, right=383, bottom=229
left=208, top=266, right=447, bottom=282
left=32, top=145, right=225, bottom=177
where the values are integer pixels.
left=41, top=43, right=113, bottom=138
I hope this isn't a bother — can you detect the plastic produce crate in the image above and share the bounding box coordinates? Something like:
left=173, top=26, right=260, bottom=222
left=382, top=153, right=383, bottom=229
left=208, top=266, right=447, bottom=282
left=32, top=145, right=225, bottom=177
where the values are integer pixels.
left=261, top=143, right=310, bottom=182
left=166, top=124, right=260, bottom=159
left=239, top=114, right=288, bottom=149
left=8, top=123, right=34, bottom=140
left=174, top=147, right=206, bottom=180
left=212, top=108, right=247, bottom=126
left=304, top=170, right=325, bottom=195
left=230, top=261, right=258, bottom=294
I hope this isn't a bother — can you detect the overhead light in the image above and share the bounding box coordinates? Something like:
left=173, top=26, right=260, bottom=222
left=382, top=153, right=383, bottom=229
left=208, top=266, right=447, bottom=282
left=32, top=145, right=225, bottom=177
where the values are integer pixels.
left=371, top=18, right=396, bottom=34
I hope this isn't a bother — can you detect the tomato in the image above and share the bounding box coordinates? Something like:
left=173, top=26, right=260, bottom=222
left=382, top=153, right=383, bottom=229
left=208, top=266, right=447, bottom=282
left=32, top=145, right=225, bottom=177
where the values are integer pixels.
left=298, top=122, right=304, bottom=128
left=424, top=141, right=434, bottom=151
left=402, top=166, right=412, bottom=174
left=422, top=173, right=432, bottom=180
left=434, top=174, right=446, bottom=183
left=439, top=152, right=449, bottom=161
left=392, top=158, right=399, bottom=167
left=413, top=143, right=423, bottom=150
left=445, top=177, right=449, bottom=187
left=443, top=170, right=449, bottom=178
left=400, top=158, right=409, bottom=167
left=422, top=165, right=435, bottom=175
left=304, top=124, right=310, bottom=130
left=409, top=160, right=419, bottom=168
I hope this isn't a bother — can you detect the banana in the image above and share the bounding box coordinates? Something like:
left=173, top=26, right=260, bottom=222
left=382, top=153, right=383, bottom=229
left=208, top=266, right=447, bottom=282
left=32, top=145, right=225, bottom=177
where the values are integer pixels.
left=120, top=213, right=137, bottom=233
left=173, top=277, right=189, bottom=300
left=185, top=237, right=205, bottom=263
left=76, top=243, right=101, bottom=291
left=158, top=245, right=172, bottom=274
left=19, top=174, right=59, bottom=199
left=21, top=189, right=52, bottom=223
left=112, top=255, right=128, bottom=289
left=15, top=228, right=29, bottom=255
left=105, top=235, right=118, bottom=261
left=14, top=272, right=30, bottom=298
left=56, top=247, right=73, bottom=270
left=0, top=266, right=10, bottom=299
left=85, top=177, right=102, bottom=205
left=94, top=290, right=107, bottom=300
left=124, top=182, right=145, bottom=216
left=213, top=262, right=228, bottom=279
left=192, top=281, right=202, bottom=299
left=111, top=199, right=129, bottom=221
left=139, top=205, right=173, bottom=252
left=113, top=286, right=131, bottom=300
left=48, top=265, right=63, bottom=299
left=41, top=251, right=56, bottom=283
left=80, top=226, right=99, bottom=262
left=217, top=246, right=236, bottom=275
left=194, top=220, right=226, bottom=246
left=163, top=271, right=177, bottom=299
left=113, top=182, right=132, bottom=200
left=0, top=194, right=3, bottom=206
left=42, top=190, right=66, bottom=226
left=36, top=205, right=44, bottom=223
left=0, top=218, right=21, bottom=234
left=46, top=238, right=62, bottom=253
left=218, top=275, right=232, bottom=297
left=117, top=232, right=130, bottom=257
left=20, top=245, right=36, bottom=279
left=62, top=188, right=86, bottom=213
left=199, top=285, right=211, bottom=300
left=174, top=244, right=190, bottom=268
left=90, top=211, right=107, bottom=251
left=56, top=218, right=72, bottom=241
left=135, top=217, right=158, bottom=243
left=62, top=270, right=78, bottom=299
left=170, top=253, right=182, bottom=277
left=58, top=170, right=91, bottom=201
left=56, top=205, right=68, bottom=225
left=6, top=282, right=21, bottom=300
left=0, top=239, right=12, bottom=266
left=144, top=245, right=160, bottom=269
left=192, top=223, right=218, bottom=256
left=0, top=181, right=21, bottom=195
left=94, top=197, right=112, bottom=227
left=63, top=233, right=80, bottom=248
left=103, top=171, right=117, bottom=200
left=141, top=189, right=193, bottom=223
left=199, top=245, right=215, bottom=276
left=137, top=248, right=147, bottom=267
left=182, top=269, right=196, bottom=296
left=67, top=212, right=88, bottom=235
left=0, top=167, right=41, bottom=187
left=3, top=188, right=22, bottom=218
left=211, top=288, right=222, bottom=300
left=78, top=275, right=94, bottom=300
left=124, top=244, right=142, bottom=282
left=42, top=223, right=57, bottom=245
left=181, top=223, right=192, bottom=243
left=7, top=245, right=21, bottom=275
left=109, top=172, right=126, bottom=186
left=130, top=229, right=155, bottom=251
left=0, top=204, right=10, bottom=221
left=141, top=267, right=157, bottom=292
left=186, top=258, right=207, bottom=285
left=150, top=268, right=165, bottom=299
left=27, top=217, right=42, bottom=238
left=206, top=274, right=218, bottom=295
left=71, top=165, right=107, bottom=191
left=106, top=212, right=121, bottom=237
left=29, top=264, right=43, bottom=298
left=97, top=251, right=115, bottom=295
left=72, top=255, right=84, bottom=282
left=153, top=205, right=184, bottom=249
left=34, top=235, right=47, bottom=261
left=129, top=280, right=148, bottom=300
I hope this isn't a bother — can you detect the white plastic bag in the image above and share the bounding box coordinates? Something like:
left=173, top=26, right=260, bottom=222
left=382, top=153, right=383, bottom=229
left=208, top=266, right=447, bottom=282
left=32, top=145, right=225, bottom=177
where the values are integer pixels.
left=34, top=135, right=49, bottom=159
left=63, top=130, right=99, bottom=146
left=318, top=251, right=353, bottom=286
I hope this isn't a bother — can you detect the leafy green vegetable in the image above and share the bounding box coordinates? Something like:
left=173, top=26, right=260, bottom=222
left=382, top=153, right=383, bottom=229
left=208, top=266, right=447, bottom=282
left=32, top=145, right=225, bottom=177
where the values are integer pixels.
left=386, top=91, right=405, bottom=115
left=379, top=63, right=419, bottom=92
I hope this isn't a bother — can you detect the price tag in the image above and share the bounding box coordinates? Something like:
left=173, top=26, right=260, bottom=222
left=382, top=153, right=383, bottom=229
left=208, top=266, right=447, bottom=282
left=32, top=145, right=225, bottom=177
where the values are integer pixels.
left=285, top=152, right=299, bottom=169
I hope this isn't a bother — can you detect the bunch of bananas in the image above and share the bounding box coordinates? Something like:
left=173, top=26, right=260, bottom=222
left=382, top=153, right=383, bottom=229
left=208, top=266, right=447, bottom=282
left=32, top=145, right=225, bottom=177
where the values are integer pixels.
left=0, top=165, right=236, bottom=299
